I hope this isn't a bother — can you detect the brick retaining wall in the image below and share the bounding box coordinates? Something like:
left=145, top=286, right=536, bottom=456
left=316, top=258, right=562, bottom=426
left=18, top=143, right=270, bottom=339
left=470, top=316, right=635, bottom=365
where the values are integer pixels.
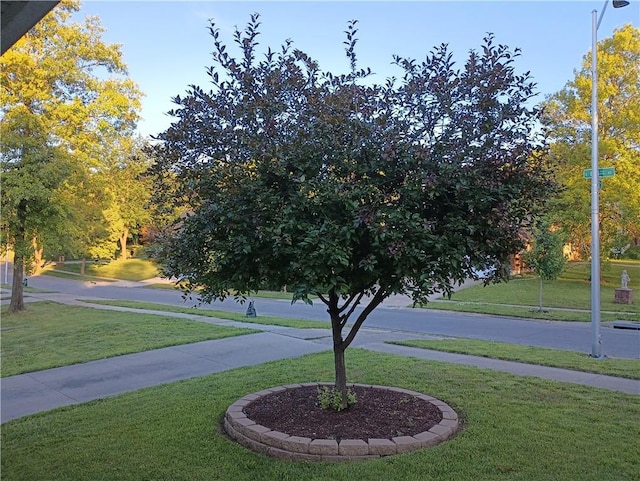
left=224, top=383, right=459, bottom=461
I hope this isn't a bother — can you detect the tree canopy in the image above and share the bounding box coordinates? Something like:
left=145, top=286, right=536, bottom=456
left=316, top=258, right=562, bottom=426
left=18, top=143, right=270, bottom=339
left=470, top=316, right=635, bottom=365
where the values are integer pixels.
left=153, top=16, right=556, bottom=405
left=542, top=24, right=640, bottom=258
left=0, top=0, right=143, bottom=311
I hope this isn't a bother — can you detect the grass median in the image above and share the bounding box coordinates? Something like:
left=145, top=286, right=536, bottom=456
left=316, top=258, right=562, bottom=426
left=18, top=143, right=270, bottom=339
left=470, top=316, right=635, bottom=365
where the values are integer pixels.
left=0, top=302, right=256, bottom=377
left=2, top=349, right=638, bottom=481
left=389, top=338, right=640, bottom=379
left=422, top=301, right=638, bottom=322
left=81, top=299, right=331, bottom=329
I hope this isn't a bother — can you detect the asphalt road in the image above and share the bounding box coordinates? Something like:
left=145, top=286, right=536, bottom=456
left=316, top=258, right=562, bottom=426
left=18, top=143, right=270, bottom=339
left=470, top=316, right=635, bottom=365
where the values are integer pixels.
left=24, top=274, right=640, bottom=360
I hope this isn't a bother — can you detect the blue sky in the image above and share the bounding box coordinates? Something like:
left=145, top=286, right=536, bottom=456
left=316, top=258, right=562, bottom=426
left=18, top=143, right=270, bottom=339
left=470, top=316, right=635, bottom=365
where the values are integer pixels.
left=74, top=1, right=639, bottom=139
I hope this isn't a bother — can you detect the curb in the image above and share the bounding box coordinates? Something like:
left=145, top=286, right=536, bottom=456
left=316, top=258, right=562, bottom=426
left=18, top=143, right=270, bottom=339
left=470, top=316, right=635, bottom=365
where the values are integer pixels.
left=224, top=383, right=459, bottom=461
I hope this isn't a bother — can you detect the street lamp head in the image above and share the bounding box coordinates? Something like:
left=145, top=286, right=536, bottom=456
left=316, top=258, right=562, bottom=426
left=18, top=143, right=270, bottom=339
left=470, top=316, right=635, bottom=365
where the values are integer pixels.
left=612, top=0, right=630, bottom=8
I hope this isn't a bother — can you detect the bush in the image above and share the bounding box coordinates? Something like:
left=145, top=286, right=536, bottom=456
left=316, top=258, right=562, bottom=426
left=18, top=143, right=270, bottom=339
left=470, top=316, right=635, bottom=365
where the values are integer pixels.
left=317, top=385, right=357, bottom=411
left=620, top=245, right=640, bottom=260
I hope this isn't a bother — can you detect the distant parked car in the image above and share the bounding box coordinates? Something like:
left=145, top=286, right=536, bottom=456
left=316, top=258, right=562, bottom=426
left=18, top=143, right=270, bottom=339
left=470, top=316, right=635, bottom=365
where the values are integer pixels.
left=471, top=266, right=496, bottom=279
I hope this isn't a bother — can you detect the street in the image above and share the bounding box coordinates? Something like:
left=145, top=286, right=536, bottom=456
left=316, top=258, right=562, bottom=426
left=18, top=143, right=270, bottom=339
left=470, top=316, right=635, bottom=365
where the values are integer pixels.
left=23, top=273, right=640, bottom=360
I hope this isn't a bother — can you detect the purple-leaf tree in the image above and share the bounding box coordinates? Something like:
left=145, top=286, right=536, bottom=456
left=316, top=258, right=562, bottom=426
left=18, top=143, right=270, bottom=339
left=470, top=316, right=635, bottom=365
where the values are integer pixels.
left=152, top=15, right=555, bottom=408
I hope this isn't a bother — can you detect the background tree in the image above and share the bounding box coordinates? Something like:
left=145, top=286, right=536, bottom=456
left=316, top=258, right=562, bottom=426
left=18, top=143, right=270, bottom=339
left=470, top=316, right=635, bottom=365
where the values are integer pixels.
left=143, top=144, right=191, bottom=256
left=522, top=220, right=567, bottom=311
left=56, top=169, right=114, bottom=273
left=0, top=0, right=142, bottom=311
left=97, top=137, right=152, bottom=260
left=542, top=24, right=640, bottom=258
left=153, top=16, right=555, bottom=407
left=0, top=116, right=74, bottom=312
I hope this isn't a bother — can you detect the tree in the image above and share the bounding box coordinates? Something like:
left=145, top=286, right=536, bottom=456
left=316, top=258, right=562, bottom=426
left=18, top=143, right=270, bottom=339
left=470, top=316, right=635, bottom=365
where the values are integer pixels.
left=0, top=0, right=142, bottom=311
left=542, top=25, right=640, bottom=258
left=56, top=167, right=114, bottom=273
left=143, top=145, right=191, bottom=256
left=0, top=116, right=74, bottom=312
left=153, top=16, right=556, bottom=407
left=522, top=220, right=567, bottom=311
left=98, top=137, right=152, bottom=260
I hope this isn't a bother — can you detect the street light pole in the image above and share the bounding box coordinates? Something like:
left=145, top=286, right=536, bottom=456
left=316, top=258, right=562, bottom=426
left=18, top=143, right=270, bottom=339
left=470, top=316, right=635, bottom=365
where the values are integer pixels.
left=589, top=0, right=629, bottom=358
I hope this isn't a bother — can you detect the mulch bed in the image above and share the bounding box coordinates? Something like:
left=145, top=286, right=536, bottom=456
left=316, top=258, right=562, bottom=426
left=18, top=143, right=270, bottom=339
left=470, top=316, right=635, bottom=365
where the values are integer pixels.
left=244, top=385, right=443, bottom=442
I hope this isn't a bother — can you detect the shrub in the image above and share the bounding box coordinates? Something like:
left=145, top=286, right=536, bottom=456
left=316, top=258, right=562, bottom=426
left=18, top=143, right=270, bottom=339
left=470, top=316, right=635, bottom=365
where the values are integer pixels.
left=317, top=386, right=357, bottom=411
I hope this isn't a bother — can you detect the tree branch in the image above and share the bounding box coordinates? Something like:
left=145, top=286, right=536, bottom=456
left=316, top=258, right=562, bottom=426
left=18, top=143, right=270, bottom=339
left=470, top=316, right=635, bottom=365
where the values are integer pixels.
left=340, top=291, right=366, bottom=329
left=316, top=292, right=329, bottom=305
left=341, top=288, right=387, bottom=348
left=336, top=292, right=358, bottom=314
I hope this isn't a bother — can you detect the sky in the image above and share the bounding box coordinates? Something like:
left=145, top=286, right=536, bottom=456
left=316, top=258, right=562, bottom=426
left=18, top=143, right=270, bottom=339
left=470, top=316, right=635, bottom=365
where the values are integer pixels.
left=72, top=1, right=639, bottom=139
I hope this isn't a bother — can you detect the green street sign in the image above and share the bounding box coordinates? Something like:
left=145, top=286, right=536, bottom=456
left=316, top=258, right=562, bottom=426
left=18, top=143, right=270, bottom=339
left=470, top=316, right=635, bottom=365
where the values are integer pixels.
left=583, top=167, right=615, bottom=179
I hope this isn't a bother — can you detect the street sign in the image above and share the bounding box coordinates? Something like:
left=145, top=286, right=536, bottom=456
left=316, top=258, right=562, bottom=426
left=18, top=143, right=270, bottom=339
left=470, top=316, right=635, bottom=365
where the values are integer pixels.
left=583, top=167, right=615, bottom=179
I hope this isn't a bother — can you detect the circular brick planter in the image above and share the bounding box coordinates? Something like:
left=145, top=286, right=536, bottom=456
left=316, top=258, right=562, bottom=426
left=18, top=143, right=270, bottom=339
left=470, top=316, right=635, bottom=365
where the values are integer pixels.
left=224, top=383, right=459, bottom=461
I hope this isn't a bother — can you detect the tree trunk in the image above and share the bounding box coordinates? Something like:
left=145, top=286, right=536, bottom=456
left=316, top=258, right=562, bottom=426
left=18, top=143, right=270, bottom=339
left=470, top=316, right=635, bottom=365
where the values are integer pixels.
left=9, top=200, right=28, bottom=313
left=8, top=255, right=26, bottom=313
left=119, top=227, right=129, bottom=260
left=325, top=288, right=387, bottom=410
left=32, top=237, right=43, bottom=273
left=538, top=277, right=543, bottom=312
left=80, top=258, right=86, bottom=276
left=333, top=340, right=348, bottom=409
left=329, top=302, right=349, bottom=410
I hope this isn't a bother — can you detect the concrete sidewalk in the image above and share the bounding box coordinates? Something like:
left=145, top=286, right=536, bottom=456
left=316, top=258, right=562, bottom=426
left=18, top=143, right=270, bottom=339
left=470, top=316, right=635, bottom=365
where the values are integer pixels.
left=2, top=316, right=638, bottom=424
left=0, top=331, right=330, bottom=423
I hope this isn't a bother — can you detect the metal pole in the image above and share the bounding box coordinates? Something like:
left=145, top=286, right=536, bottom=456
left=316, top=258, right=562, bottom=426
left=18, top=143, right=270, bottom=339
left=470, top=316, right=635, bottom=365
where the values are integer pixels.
left=590, top=8, right=602, bottom=358
left=597, top=0, right=609, bottom=29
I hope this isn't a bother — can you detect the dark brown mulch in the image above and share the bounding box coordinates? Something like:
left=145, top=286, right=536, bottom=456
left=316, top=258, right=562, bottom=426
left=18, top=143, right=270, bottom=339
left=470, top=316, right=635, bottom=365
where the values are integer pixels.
left=243, top=385, right=443, bottom=442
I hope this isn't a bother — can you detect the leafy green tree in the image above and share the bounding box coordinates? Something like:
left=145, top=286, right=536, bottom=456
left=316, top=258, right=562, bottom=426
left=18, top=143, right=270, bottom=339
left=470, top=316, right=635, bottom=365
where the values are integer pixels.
left=153, top=16, right=555, bottom=407
left=98, top=137, right=152, bottom=260
left=1, top=116, right=74, bottom=311
left=143, top=145, right=191, bottom=255
left=522, top=220, right=567, bottom=311
left=56, top=168, right=114, bottom=272
left=542, top=24, right=640, bottom=258
left=0, top=0, right=142, bottom=311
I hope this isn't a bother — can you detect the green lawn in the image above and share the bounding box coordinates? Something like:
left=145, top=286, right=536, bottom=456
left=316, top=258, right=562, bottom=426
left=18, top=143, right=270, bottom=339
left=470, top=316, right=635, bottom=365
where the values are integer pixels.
left=389, top=338, right=640, bottom=379
left=0, top=302, right=256, bottom=377
left=424, top=301, right=638, bottom=322
left=81, top=299, right=332, bottom=329
left=2, top=350, right=639, bottom=481
left=47, top=258, right=160, bottom=281
left=424, top=261, right=639, bottom=321
left=39, top=269, right=115, bottom=282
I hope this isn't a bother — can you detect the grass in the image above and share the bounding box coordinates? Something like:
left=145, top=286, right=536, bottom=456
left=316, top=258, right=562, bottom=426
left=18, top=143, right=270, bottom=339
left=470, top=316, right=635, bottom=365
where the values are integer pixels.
left=39, top=269, right=115, bottom=282
left=47, top=258, right=160, bottom=281
left=0, top=302, right=256, bottom=377
left=251, top=290, right=318, bottom=300
left=1, top=284, right=56, bottom=293
left=2, top=349, right=639, bottom=481
left=81, top=299, right=332, bottom=329
left=143, top=282, right=178, bottom=290
left=424, top=301, right=637, bottom=322
left=142, top=283, right=318, bottom=301
left=424, top=260, right=640, bottom=321
left=389, top=338, right=640, bottom=380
